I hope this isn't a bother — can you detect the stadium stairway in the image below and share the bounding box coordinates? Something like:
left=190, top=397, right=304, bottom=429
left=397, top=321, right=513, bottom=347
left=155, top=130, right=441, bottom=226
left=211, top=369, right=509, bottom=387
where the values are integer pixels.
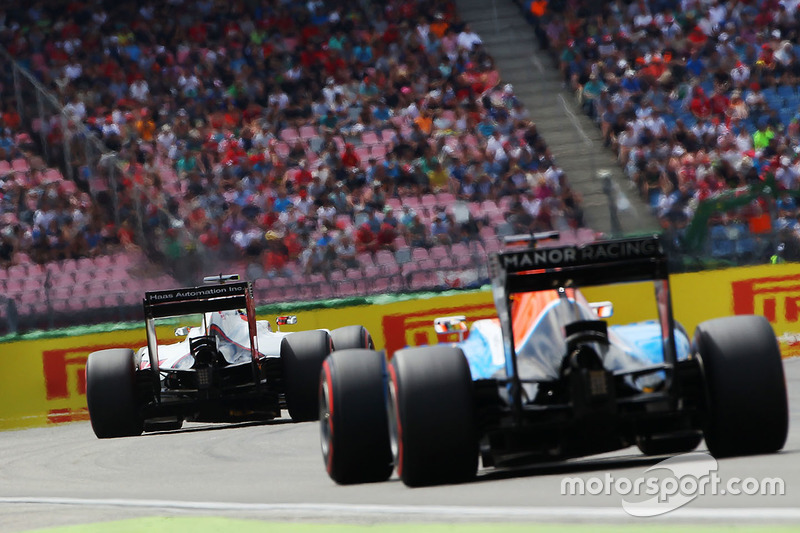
left=454, top=0, right=659, bottom=237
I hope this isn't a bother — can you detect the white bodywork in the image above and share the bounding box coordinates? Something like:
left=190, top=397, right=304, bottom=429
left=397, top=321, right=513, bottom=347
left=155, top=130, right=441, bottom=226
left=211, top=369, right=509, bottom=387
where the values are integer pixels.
left=138, top=310, right=303, bottom=370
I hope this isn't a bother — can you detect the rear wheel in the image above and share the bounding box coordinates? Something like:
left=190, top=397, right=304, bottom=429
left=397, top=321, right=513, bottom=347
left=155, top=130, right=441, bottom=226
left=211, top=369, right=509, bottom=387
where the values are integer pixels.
left=389, top=346, right=478, bottom=487
left=694, top=315, right=788, bottom=457
left=320, top=349, right=393, bottom=484
left=86, top=348, right=144, bottom=438
left=330, top=325, right=374, bottom=351
left=282, top=330, right=332, bottom=421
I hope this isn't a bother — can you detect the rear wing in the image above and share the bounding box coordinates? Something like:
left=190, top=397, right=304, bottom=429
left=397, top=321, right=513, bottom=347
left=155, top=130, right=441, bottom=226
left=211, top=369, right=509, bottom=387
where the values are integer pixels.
left=488, top=235, right=678, bottom=420
left=142, top=279, right=259, bottom=401
left=143, top=282, right=252, bottom=319
left=490, top=235, right=668, bottom=294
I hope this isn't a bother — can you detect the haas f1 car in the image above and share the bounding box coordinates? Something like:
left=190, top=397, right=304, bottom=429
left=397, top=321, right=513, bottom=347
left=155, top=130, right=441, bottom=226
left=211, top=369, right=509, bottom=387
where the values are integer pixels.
left=319, top=235, right=789, bottom=486
left=86, top=275, right=372, bottom=438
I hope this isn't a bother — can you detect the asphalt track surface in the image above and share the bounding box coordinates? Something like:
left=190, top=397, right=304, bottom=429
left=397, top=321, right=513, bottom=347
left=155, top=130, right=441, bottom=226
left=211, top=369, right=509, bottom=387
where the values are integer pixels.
left=1, top=359, right=798, bottom=532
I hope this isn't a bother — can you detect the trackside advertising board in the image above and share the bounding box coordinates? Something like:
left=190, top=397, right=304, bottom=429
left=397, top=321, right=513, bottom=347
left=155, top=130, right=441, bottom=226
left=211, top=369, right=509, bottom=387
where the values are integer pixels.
left=0, top=263, right=798, bottom=430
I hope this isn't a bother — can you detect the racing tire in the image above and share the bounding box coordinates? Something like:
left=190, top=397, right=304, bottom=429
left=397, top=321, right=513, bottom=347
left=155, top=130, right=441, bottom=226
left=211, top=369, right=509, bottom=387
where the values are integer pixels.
left=282, top=330, right=333, bottom=422
left=389, top=345, right=478, bottom=487
left=637, top=431, right=702, bottom=456
left=694, top=315, right=788, bottom=457
left=330, top=325, right=374, bottom=351
left=320, top=349, right=393, bottom=484
left=86, top=348, right=144, bottom=439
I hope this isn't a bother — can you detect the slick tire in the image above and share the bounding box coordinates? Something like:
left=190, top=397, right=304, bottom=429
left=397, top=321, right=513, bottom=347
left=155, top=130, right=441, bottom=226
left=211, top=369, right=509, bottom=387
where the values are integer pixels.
left=694, top=315, right=788, bottom=457
left=320, top=349, right=393, bottom=484
left=389, top=345, right=478, bottom=487
left=330, top=325, right=374, bottom=351
left=86, top=348, right=144, bottom=439
left=282, top=330, right=332, bottom=422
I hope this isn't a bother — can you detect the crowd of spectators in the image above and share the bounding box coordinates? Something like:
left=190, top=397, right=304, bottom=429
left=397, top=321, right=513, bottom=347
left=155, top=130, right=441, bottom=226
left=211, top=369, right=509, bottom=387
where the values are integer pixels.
left=0, top=0, right=586, bottom=282
left=525, top=0, right=800, bottom=260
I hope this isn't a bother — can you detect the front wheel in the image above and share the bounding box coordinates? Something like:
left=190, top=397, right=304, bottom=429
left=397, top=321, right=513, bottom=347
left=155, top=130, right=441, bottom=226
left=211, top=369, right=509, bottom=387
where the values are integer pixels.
left=86, top=348, right=144, bottom=438
left=389, top=345, right=478, bottom=487
left=282, top=330, right=332, bottom=422
left=320, top=349, right=393, bottom=484
left=694, top=315, right=788, bottom=457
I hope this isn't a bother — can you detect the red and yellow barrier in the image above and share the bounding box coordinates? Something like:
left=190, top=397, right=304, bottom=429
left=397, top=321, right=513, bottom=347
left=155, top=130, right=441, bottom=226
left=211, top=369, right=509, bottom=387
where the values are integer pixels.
left=2, top=263, right=798, bottom=430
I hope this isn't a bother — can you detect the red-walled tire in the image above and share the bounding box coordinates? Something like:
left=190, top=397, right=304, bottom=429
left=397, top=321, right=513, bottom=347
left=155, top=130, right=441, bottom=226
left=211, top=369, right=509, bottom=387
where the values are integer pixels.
left=389, top=345, right=478, bottom=487
left=320, top=349, right=393, bottom=484
left=694, top=315, right=788, bottom=457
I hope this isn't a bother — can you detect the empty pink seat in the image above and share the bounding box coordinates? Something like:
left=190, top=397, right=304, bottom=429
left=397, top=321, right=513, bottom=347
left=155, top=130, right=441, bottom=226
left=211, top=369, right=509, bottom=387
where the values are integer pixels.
left=410, top=270, right=437, bottom=291
left=402, top=196, right=421, bottom=210
left=429, top=245, right=450, bottom=264
left=42, top=168, right=63, bottom=183
left=337, top=280, right=359, bottom=297
left=381, top=262, right=401, bottom=276
left=370, top=143, right=388, bottom=160
left=274, top=142, right=290, bottom=158
left=421, top=194, right=438, bottom=208
left=418, top=258, right=437, bottom=270
left=374, top=250, right=394, bottom=266
left=411, top=247, right=429, bottom=261
left=11, top=158, right=30, bottom=173
left=386, top=197, right=402, bottom=211
left=437, top=192, right=456, bottom=204
left=380, top=129, right=396, bottom=143
left=357, top=252, right=374, bottom=268
left=364, top=265, right=381, bottom=278
left=299, top=125, right=318, bottom=139
left=345, top=268, right=362, bottom=280
left=450, top=243, right=470, bottom=258
left=361, top=131, right=379, bottom=146
left=355, top=146, right=370, bottom=162
left=59, top=180, right=77, bottom=194
left=482, top=238, right=501, bottom=254
left=316, top=283, right=335, bottom=299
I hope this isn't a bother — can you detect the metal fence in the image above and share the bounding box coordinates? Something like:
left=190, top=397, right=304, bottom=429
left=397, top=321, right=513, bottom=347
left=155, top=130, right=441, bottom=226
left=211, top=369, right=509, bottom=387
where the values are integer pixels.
left=1, top=47, right=115, bottom=210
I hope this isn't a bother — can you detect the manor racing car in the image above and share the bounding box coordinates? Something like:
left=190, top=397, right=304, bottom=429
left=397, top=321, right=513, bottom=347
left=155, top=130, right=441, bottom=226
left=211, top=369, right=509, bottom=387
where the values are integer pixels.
left=319, top=235, right=789, bottom=486
left=85, top=275, right=373, bottom=438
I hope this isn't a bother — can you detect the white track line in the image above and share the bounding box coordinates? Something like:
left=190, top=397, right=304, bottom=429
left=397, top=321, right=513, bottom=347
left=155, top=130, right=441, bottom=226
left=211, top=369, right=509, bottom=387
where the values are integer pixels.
left=1, top=498, right=799, bottom=521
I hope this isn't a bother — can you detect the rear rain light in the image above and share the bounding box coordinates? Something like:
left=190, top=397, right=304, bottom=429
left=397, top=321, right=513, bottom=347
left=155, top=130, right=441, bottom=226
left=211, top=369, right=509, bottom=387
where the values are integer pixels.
left=197, top=368, right=212, bottom=389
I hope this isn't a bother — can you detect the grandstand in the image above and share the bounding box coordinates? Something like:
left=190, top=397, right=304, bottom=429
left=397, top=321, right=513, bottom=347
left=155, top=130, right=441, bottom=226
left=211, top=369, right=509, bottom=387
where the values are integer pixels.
left=529, top=0, right=797, bottom=265
left=2, top=0, right=788, bottom=334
